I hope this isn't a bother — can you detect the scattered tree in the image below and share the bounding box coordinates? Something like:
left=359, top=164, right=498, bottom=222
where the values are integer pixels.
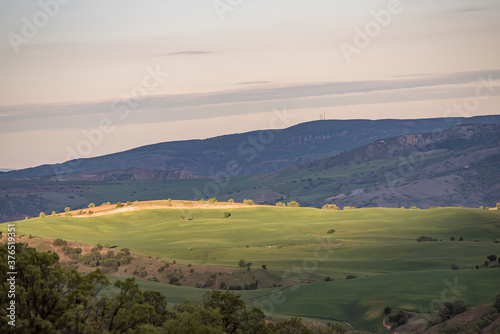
left=88, top=203, right=95, bottom=208
left=322, top=204, right=340, bottom=210
left=116, top=202, right=122, bottom=208
left=243, top=199, right=255, bottom=205
left=261, top=264, right=267, bottom=270
left=450, top=237, right=455, bottom=241
left=51, top=211, right=56, bottom=216
left=487, top=255, right=498, bottom=262
left=459, top=236, right=463, bottom=241
left=238, top=259, right=246, bottom=268
left=126, top=201, right=131, bottom=206
left=228, top=199, right=234, bottom=203
left=39, top=212, right=46, bottom=218
left=450, top=264, right=459, bottom=270
left=384, top=306, right=392, bottom=315
left=64, top=207, right=71, bottom=213
left=208, top=198, right=218, bottom=204
left=276, top=202, right=285, bottom=207
left=287, top=201, right=300, bottom=208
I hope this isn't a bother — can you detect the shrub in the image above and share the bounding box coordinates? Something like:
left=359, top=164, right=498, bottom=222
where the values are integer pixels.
left=219, top=282, right=227, bottom=290
left=459, top=236, right=463, bottom=241
left=121, top=248, right=130, bottom=255
left=228, top=199, right=234, bottom=203
left=51, top=211, right=56, bottom=216
left=169, top=277, right=180, bottom=285
left=53, top=238, right=67, bottom=247
left=450, top=237, right=455, bottom=241
left=384, top=306, right=392, bottom=315
left=346, top=275, right=358, bottom=280
left=343, top=206, right=357, bottom=210
left=287, top=201, right=300, bottom=208
left=88, top=210, right=93, bottom=214
left=238, top=259, right=246, bottom=268
left=126, top=201, right=131, bottom=206
left=96, top=243, right=103, bottom=250
left=261, top=264, right=267, bottom=270
left=487, top=255, right=498, bottom=262
left=88, top=203, right=95, bottom=208
left=103, top=243, right=110, bottom=248
left=450, top=264, right=459, bottom=270
left=223, top=212, right=231, bottom=218
left=494, top=294, right=500, bottom=311
left=64, top=207, right=71, bottom=213
left=39, top=212, right=46, bottom=218
left=102, top=258, right=119, bottom=268
left=116, top=202, right=122, bottom=208
left=275, top=202, right=285, bottom=207
left=409, top=206, right=419, bottom=209
left=148, top=277, right=159, bottom=282
left=417, top=236, right=437, bottom=242
left=78, top=210, right=83, bottom=215
left=324, top=276, right=333, bottom=282
left=322, top=204, right=340, bottom=210
left=243, top=199, right=255, bottom=205
left=167, top=199, right=172, bottom=206
left=208, top=198, right=218, bottom=204
left=327, top=229, right=336, bottom=234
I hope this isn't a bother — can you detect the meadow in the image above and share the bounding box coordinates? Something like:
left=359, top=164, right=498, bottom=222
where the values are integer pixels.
left=10, top=204, right=500, bottom=332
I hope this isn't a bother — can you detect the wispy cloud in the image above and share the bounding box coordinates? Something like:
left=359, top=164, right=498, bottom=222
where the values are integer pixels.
left=163, top=51, right=211, bottom=56
left=235, top=81, right=271, bottom=85
left=1, top=69, right=499, bottom=134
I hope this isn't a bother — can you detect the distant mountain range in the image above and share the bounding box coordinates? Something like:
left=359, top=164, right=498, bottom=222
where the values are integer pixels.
left=1, top=116, right=499, bottom=223
left=2, top=115, right=499, bottom=180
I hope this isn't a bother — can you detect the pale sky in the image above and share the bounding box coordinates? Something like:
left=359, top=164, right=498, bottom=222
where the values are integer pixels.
left=1, top=0, right=500, bottom=169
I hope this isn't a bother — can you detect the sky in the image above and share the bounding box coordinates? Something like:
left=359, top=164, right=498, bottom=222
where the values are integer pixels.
left=0, top=0, right=499, bottom=170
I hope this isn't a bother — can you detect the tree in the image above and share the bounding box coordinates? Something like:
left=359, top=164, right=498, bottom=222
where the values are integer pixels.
left=88, top=203, right=95, bottom=208
left=127, top=201, right=131, bottom=206
left=487, top=255, right=498, bottom=262
left=497, top=203, right=500, bottom=210
left=116, top=202, right=122, bottom=208
left=51, top=211, right=56, bottom=216
left=459, top=236, right=463, bottom=241
left=450, top=237, right=455, bottom=241
left=287, top=201, right=300, bottom=208
left=243, top=199, right=255, bottom=205
left=208, top=198, right=218, bottom=204
left=64, top=207, right=70, bottom=213
left=39, top=212, right=46, bottom=218
left=223, top=212, right=231, bottom=218
left=384, top=306, right=392, bottom=315
left=238, top=259, right=246, bottom=268
left=322, top=204, right=340, bottom=210
left=261, top=264, right=267, bottom=270
left=276, top=202, right=285, bottom=207
left=228, top=199, right=234, bottom=203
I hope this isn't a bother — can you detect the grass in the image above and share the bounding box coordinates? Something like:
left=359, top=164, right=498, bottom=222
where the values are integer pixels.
left=10, top=204, right=500, bottom=332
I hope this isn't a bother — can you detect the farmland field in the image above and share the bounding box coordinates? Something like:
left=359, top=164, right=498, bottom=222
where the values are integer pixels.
left=9, top=204, right=500, bottom=331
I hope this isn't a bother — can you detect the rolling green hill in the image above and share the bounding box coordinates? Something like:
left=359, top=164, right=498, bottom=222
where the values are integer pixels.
left=9, top=204, right=500, bottom=332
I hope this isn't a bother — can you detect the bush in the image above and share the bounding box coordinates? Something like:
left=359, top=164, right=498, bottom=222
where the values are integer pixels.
left=487, top=255, right=498, bottom=262
left=417, top=236, right=437, bottom=242
left=116, top=202, right=122, bottom=208
left=322, top=204, right=340, bottom=210
left=343, top=206, right=356, bottom=210
left=223, top=212, right=231, bottom=218
left=494, top=294, right=500, bottom=311
left=169, top=277, right=180, bottom=285
left=261, top=264, right=267, bottom=270
left=102, top=258, right=119, bottom=268
left=451, top=264, right=460, bottom=270
left=287, top=201, right=300, bottom=208
left=121, top=248, right=130, bottom=255
left=88, top=203, right=95, bottom=208
left=126, top=201, right=131, bottom=206
left=228, top=199, right=234, bottom=203
left=103, top=243, right=110, bottom=248
left=219, top=282, right=227, bottom=290
left=275, top=202, right=285, bottom=207
left=53, top=238, right=67, bottom=247
left=39, top=212, right=46, bottom=218
left=238, top=259, right=246, bottom=268
left=451, top=237, right=455, bottom=241
left=324, top=276, right=333, bottom=282
left=384, top=306, right=392, bottom=315
left=208, top=198, right=218, bottom=204
left=327, top=229, right=336, bottom=234
left=346, top=275, right=358, bottom=280
left=64, top=207, right=71, bottom=213
left=243, top=199, right=255, bottom=205
left=51, top=211, right=56, bottom=216
left=459, top=236, right=464, bottom=241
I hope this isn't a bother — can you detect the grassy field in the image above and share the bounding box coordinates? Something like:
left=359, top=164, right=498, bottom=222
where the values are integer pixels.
left=9, top=204, right=500, bottom=332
